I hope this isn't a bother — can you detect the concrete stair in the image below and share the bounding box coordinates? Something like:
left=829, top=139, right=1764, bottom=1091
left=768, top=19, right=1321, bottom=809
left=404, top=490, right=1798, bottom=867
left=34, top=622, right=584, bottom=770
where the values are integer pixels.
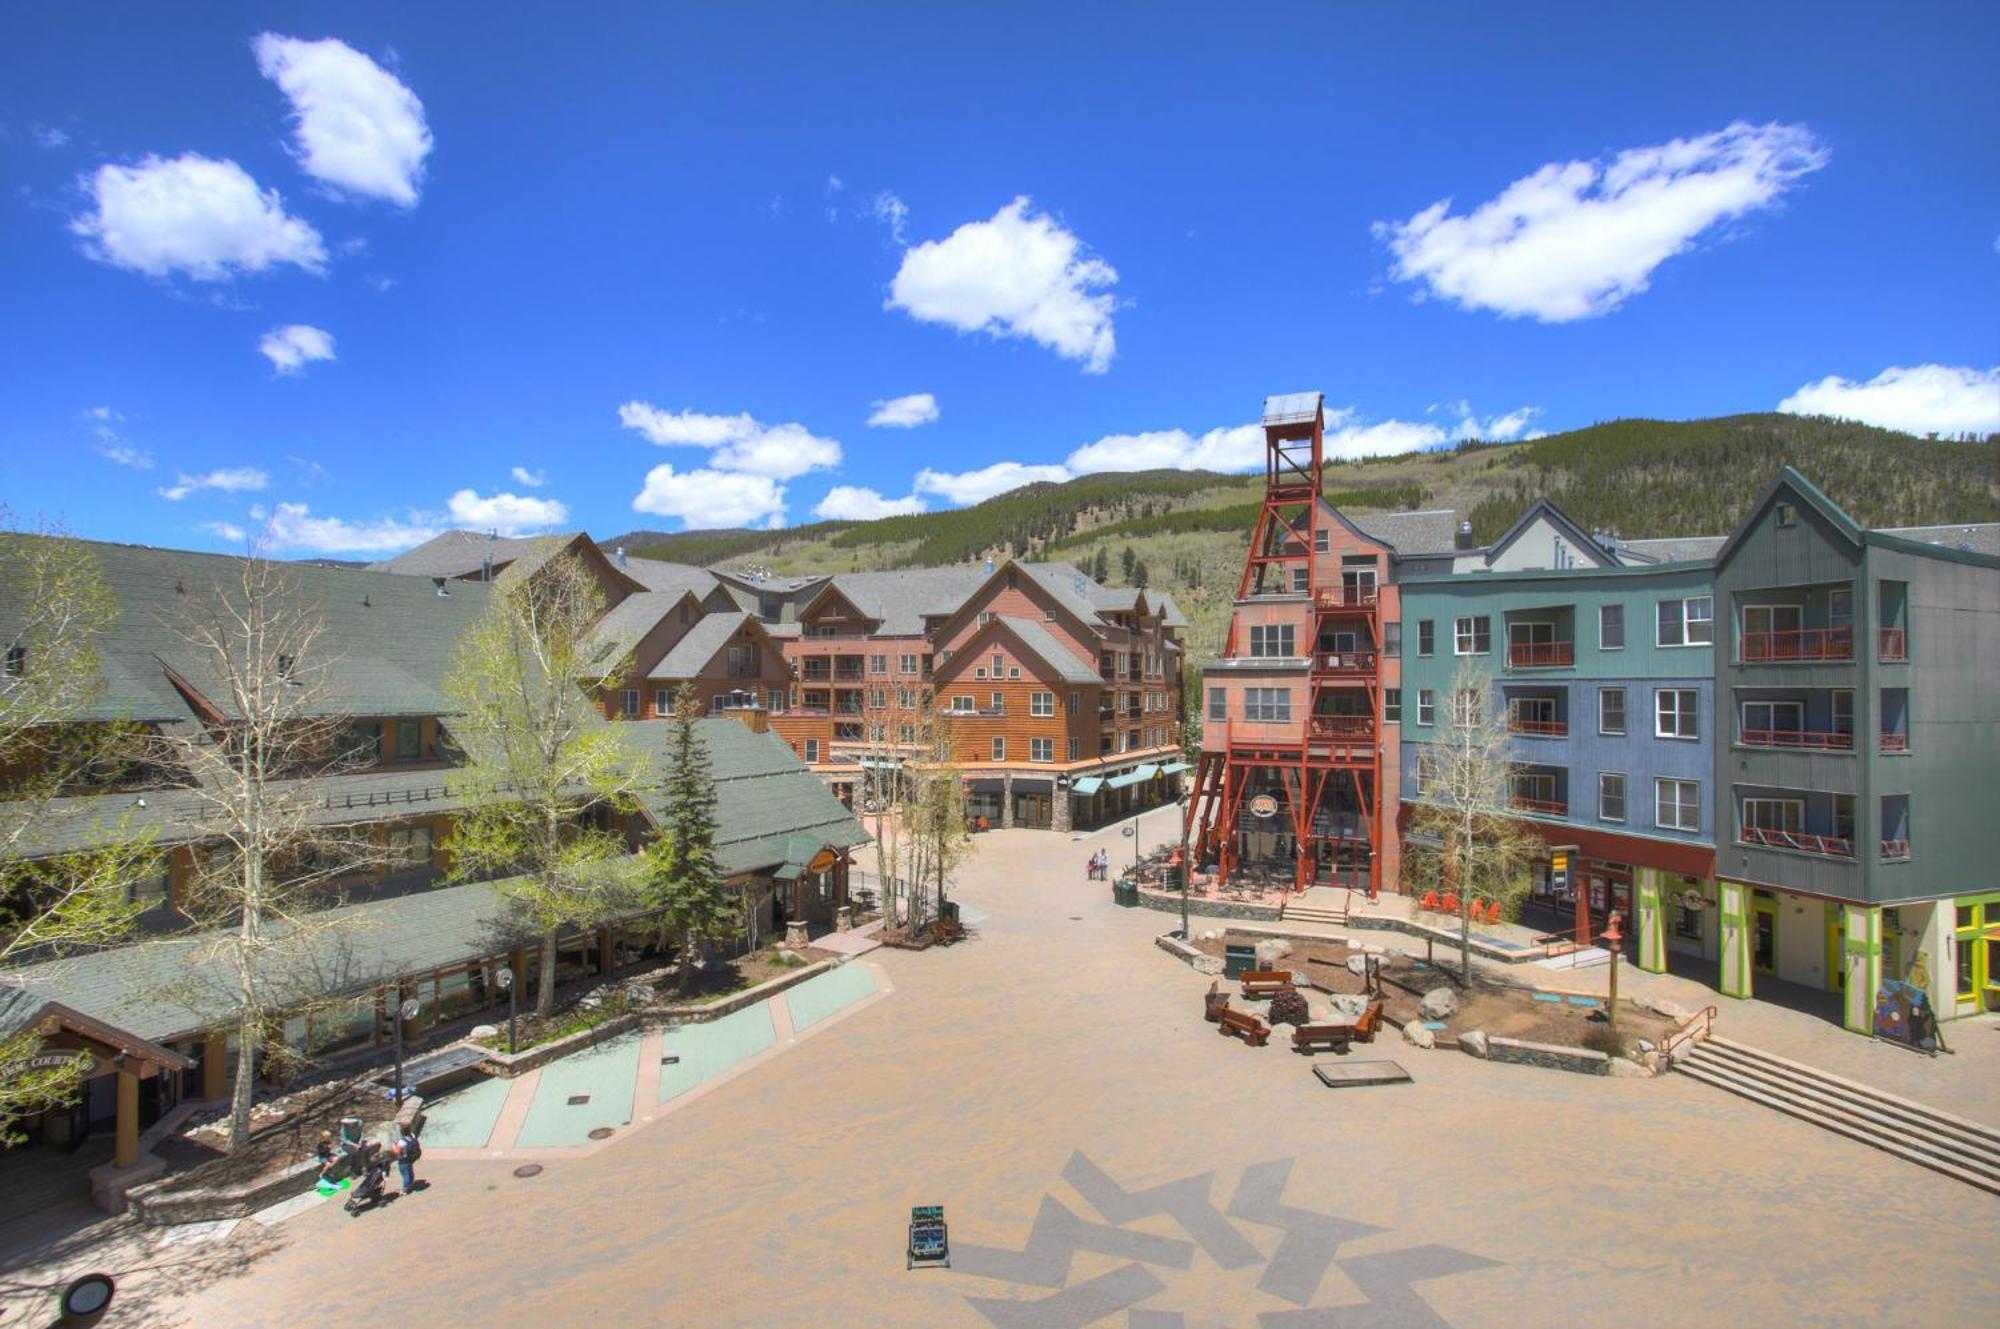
left=1675, top=1035, right=2000, bottom=1195
left=1280, top=888, right=1350, bottom=927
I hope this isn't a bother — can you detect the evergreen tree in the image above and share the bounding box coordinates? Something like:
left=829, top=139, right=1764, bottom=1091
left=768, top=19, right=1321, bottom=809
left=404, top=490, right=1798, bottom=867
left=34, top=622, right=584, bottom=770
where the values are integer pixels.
left=1119, top=545, right=1137, bottom=582
left=1090, top=546, right=1110, bottom=583
left=647, top=682, right=738, bottom=990
left=1131, top=558, right=1150, bottom=588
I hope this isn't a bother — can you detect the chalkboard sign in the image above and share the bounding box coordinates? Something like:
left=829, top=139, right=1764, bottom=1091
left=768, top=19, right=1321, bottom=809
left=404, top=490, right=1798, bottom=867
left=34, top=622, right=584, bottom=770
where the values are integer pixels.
left=907, top=1204, right=950, bottom=1270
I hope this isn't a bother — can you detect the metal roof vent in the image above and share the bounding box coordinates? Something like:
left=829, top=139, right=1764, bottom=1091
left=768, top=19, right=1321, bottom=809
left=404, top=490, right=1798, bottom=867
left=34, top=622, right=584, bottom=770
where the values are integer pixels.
left=615, top=545, right=628, bottom=567
left=984, top=556, right=994, bottom=573
left=1456, top=520, right=1475, bottom=551
left=433, top=577, right=450, bottom=597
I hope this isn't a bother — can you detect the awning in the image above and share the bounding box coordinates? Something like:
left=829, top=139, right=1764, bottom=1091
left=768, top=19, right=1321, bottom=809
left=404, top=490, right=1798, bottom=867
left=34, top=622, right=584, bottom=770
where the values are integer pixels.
left=1106, top=769, right=1150, bottom=790
left=1070, top=776, right=1104, bottom=796
left=1158, top=761, right=1192, bottom=775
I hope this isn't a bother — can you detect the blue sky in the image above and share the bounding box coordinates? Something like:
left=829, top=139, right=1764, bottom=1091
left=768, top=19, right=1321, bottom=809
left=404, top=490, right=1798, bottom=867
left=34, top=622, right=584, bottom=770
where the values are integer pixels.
left=3, top=2, right=1996, bottom=555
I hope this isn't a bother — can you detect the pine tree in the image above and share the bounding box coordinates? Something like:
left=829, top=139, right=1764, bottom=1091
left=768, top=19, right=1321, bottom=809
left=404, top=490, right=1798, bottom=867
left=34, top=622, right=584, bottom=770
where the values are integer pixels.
left=647, top=682, right=738, bottom=991
left=1132, top=558, right=1150, bottom=588
left=1091, top=547, right=1110, bottom=583
left=1120, top=545, right=1136, bottom=581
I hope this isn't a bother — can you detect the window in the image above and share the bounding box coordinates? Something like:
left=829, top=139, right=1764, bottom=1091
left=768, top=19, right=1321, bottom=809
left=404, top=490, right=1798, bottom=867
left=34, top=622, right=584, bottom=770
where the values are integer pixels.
left=1030, top=737, right=1053, bottom=762
left=869, top=725, right=885, bottom=742
left=1741, top=699, right=1803, bottom=738
left=1831, top=689, right=1854, bottom=736
left=869, top=654, right=886, bottom=675
left=1417, top=621, right=1435, bottom=657
left=1248, top=624, right=1295, bottom=658
left=1453, top=615, right=1491, bottom=655
left=1657, top=596, right=1714, bottom=647
left=1598, top=687, right=1626, bottom=736
left=898, top=724, right=915, bottom=744
left=396, top=719, right=423, bottom=758
left=386, top=824, right=433, bottom=870
left=1451, top=688, right=1481, bottom=726
left=1655, top=778, right=1700, bottom=832
left=1598, top=772, right=1627, bottom=823
left=978, top=612, right=993, bottom=626
left=808, top=624, right=837, bottom=639
left=991, top=691, right=1004, bottom=711
left=1655, top=689, right=1698, bottom=739
left=1599, top=604, right=1624, bottom=650
left=1068, top=691, right=1080, bottom=715
left=1031, top=691, right=1054, bottom=717
left=655, top=689, right=672, bottom=716
left=126, top=863, right=170, bottom=909
left=1314, top=528, right=1330, bottom=553
left=1741, top=797, right=1802, bottom=835
left=991, top=737, right=1006, bottom=761
left=1068, top=737, right=1080, bottom=761
left=951, top=695, right=975, bottom=713
left=1416, top=689, right=1436, bottom=726
left=1384, top=688, right=1401, bottom=723
left=992, top=653, right=1005, bottom=675
left=804, top=739, right=820, bottom=763
left=896, top=687, right=913, bottom=708
left=276, top=653, right=296, bottom=680
left=1675, top=902, right=1703, bottom=940
left=768, top=689, right=786, bottom=712
left=1243, top=688, right=1291, bottom=723
left=1382, top=622, right=1401, bottom=658
left=3, top=644, right=23, bottom=677
left=1208, top=687, right=1227, bottom=722
left=617, top=690, right=640, bottom=719
left=1776, top=502, right=1797, bottom=528
left=1291, top=567, right=1310, bottom=593
left=900, top=653, right=918, bottom=674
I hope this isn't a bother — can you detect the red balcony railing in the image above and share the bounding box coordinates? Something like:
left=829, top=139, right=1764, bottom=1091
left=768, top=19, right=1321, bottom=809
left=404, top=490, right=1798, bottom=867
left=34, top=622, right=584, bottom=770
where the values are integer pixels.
left=1508, top=717, right=1569, bottom=737
left=1315, top=587, right=1378, bottom=609
left=1739, top=728, right=1853, bottom=751
left=1509, top=796, right=1568, bottom=817
left=1316, top=651, right=1378, bottom=675
left=1507, top=641, right=1574, bottom=669
left=1309, top=715, right=1374, bottom=739
left=1878, top=628, right=1907, bottom=661
left=1878, top=732, right=1909, bottom=753
left=1741, top=627, right=1852, bottom=662
left=1740, top=825, right=1854, bottom=857
left=1880, top=838, right=1911, bottom=859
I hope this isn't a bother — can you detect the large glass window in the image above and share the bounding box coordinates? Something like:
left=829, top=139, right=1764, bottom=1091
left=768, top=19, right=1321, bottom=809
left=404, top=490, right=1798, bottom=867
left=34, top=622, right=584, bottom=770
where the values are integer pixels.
left=1030, top=737, right=1053, bottom=762
left=1207, top=687, right=1226, bottom=722
left=1416, top=689, right=1436, bottom=726
left=1599, top=687, right=1626, bottom=736
left=1249, top=624, right=1296, bottom=657
left=1243, top=688, right=1291, bottom=723
left=1658, top=596, right=1714, bottom=647
left=1656, top=778, right=1700, bottom=831
left=1030, top=691, right=1054, bottom=717
left=396, top=718, right=423, bottom=757
left=1382, top=622, right=1402, bottom=658
left=1598, top=773, right=1627, bottom=823
left=1655, top=689, right=1699, bottom=739
left=1454, top=615, right=1491, bottom=655
left=1599, top=604, right=1625, bottom=650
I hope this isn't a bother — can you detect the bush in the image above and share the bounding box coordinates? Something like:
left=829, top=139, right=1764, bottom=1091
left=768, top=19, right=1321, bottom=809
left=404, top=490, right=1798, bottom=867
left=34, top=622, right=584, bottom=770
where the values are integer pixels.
left=1267, top=988, right=1309, bottom=1027
left=1579, top=1021, right=1628, bottom=1058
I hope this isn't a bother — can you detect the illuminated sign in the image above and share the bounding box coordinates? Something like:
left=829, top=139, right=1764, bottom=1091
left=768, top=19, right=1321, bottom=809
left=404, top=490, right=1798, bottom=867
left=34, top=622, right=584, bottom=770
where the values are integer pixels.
left=1247, top=794, right=1279, bottom=819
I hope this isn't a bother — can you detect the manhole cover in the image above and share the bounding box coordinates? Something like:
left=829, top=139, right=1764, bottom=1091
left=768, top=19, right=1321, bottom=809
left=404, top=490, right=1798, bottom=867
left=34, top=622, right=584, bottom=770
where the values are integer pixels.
left=566, top=1094, right=591, bottom=1106
left=1069, top=915, right=1082, bottom=921
left=588, top=1127, right=615, bottom=1140
left=513, top=1164, right=544, bottom=1178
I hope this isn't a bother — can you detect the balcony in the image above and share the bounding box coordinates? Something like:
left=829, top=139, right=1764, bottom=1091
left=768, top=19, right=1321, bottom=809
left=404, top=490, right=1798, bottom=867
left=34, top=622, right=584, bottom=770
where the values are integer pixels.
left=1506, top=640, right=1574, bottom=669
left=1740, top=825, right=1854, bottom=858
left=1878, top=628, right=1908, bottom=662
left=1508, top=716, right=1569, bottom=738
left=1309, top=715, right=1374, bottom=740
left=799, top=663, right=831, bottom=682
left=1881, top=838, right=1911, bottom=860
left=1741, top=627, right=1853, bottom=663
left=1509, top=796, right=1568, bottom=818
left=1315, top=650, right=1378, bottom=676
left=833, top=663, right=866, bottom=682
left=1315, top=586, right=1377, bottom=610
left=1739, top=728, right=1854, bottom=751
left=1879, top=732, right=1909, bottom=753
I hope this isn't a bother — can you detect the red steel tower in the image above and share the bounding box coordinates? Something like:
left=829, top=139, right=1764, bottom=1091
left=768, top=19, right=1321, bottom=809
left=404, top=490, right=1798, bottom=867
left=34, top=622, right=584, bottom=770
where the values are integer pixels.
left=1184, top=392, right=1390, bottom=896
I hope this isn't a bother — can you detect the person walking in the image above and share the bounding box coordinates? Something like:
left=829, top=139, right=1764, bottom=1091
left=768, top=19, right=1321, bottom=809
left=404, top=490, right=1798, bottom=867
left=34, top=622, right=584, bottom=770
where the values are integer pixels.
left=393, top=1121, right=423, bottom=1196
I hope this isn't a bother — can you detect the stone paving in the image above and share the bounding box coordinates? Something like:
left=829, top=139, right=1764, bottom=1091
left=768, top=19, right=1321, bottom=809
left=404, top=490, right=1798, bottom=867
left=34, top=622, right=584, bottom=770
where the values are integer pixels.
left=7, top=804, right=1997, bottom=1327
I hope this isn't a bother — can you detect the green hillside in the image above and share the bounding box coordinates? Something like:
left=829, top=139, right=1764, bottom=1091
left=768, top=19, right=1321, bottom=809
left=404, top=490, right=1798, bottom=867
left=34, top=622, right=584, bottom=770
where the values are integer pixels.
left=619, top=413, right=1998, bottom=657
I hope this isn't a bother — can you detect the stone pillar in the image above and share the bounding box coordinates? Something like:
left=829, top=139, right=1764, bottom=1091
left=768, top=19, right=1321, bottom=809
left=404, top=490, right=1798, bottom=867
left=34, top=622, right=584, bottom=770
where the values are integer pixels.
left=1717, top=880, right=1753, bottom=1000
left=1052, top=786, right=1073, bottom=833
left=114, top=1064, right=140, bottom=1169
left=1842, top=904, right=1882, bottom=1034
left=1001, top=773, right=1015, bottom=828
left=202, top=1031, right=228, bottom=1100
left=1635, top=869, right=1668, bottom=974
left=785, top=919, right=811, bottom=950
left=834, top=905, right=855, bottom=933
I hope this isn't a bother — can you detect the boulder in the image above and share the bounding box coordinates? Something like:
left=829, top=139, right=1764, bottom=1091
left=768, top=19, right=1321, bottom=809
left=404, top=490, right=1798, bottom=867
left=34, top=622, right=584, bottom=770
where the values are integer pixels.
left=625, top=984, right=654, bottom=1005
left=1402, top=1021, right=1436, bottom=1049
left=1191, top=955, right=1225, bottom=976
left=1607, top=1056, right=1652, bottom=1079
left=1637, top=994, right=1693, bottom=1022
left=1327, top=994, right=1369, bottom=1020
left=1345, top=955, right=1369, bottom=976
left=1635, top=1038, right=1656, bottom=1054
left=1254, top=939, right=1293, bottom=969
left=1459, top=1029, right=1489, bottom=1059
left=469, top=1024, right=500, bottom=1041
left=1418, top=987, right=1459, bottom=1020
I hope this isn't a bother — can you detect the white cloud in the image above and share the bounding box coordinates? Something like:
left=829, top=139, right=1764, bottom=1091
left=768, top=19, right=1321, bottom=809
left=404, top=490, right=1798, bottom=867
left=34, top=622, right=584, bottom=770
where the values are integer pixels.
left=1064, top=425, right=1266, bottom=476
left=616, top=401, right=840, bottom=480
left=158, top=467, right=270, bottom=501
left=1375, top=121, right=1828, bottom=321
left=255, top=501, right=442, bottom=554
left=826, top=175, right=844, bottom=195
left=510, top=466, right=547, bottom=487
left=1779, top=364, right=2000, bottom=437
left=285, top=454, right=329, bottom=485
left=201, top=521, right=247, bottom=544
left=913, top=460, right=1072, bottom=506
left=254, top=33, right=432, bottom=207
left=1324, top=413, right=1447, bottom=459
left=35, top=125, right=70, bottom=149
left=71, top=153, right=327, bottom=281
left=813, top=486, right=927, bottom=520
left=85, top=406, right=122, bottom=421
left=96, top=439, right=154, bottom=470
left=867, top=392, right=939, bottom=428
left=443, top=488, right=569, bottom=534
left=871, top=190, right=908, bottom=243
left=258, top=323, right=337, bottom=375
left=1432, top=399, right=1543, bottom=442
left=632, top=464, right=788, bottom=529
left=887, top=196, right=1118, bottom=373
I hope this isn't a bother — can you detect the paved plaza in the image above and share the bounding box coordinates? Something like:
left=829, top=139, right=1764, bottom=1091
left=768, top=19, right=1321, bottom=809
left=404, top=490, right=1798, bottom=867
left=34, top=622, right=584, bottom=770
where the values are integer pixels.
left=9, top=806, right=1999, bottom=1327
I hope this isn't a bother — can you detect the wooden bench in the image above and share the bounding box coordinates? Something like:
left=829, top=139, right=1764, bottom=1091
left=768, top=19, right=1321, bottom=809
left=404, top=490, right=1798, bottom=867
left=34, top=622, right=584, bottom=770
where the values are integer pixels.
left=1291, top=1001, right=1383, bottom=1055
left=1239, top=970, right=1294, bottom=999
left=1216, top=1008, right=1271, bottom=1046
left=1203, top=980, right=1228, bottom=1024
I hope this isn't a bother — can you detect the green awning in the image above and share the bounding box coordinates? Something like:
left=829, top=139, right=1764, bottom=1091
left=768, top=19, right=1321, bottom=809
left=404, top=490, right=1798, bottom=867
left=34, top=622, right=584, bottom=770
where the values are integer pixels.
left=1106, top=769, right=1149, bottom=790
left=1071, top=776, right=1104, bottom=796
left=1158, top=761, right=1193, bottom=775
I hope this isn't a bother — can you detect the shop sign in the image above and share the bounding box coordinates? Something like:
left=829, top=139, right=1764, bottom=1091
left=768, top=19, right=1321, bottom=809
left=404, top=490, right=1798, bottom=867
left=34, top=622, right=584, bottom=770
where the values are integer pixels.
left=1247, top=794, right=1279, bottom=819
left=805, top=848, right=839, bottom=876
left=26, top=1049, right=97, bottom=1073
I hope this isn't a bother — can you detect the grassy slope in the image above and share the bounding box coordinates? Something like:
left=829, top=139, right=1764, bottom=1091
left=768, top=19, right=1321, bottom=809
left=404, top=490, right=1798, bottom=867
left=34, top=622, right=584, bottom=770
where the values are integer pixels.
left=621, top=414, right=1998, bottom=658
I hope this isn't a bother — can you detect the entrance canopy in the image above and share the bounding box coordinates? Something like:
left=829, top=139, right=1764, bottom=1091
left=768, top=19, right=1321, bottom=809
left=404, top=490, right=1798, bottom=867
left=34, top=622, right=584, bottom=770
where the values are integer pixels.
left=1071, top=776, right=1104, bottom=796
left=0, top=995, right=193, bottom=1081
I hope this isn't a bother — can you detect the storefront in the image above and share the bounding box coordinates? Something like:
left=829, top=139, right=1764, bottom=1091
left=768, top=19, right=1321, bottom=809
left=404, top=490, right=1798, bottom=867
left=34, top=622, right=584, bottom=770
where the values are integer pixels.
left=1011, top=778, right=1053, bottom=830
left=1951, top=892, right=2000, bottom=1015
left=967, top=779, right=1005, bottom=828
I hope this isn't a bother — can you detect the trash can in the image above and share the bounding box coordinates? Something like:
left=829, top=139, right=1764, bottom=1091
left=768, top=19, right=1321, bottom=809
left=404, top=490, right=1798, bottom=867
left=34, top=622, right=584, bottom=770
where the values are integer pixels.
left=1224, top=944, right=1256, bottom=979
left=1113, top=880, right=1137, bottom=908
left=940, top=900, right=960, bottom=926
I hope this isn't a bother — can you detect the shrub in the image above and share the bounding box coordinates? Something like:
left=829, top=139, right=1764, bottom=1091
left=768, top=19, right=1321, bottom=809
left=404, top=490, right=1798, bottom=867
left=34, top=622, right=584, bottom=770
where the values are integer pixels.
left=1579, top=1022, right=1628, bottom=1058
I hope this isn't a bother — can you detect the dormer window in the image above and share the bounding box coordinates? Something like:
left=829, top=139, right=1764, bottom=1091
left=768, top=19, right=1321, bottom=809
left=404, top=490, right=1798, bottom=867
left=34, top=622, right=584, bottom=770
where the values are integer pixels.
left=3, top=644, right=23, bottom=677
left=1776, top=503, right=1797, bottom=529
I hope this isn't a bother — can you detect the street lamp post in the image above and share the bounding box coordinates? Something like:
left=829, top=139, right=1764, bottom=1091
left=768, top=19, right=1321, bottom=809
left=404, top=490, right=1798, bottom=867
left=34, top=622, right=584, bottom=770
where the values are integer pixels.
left=496, top=966, right=518, bottom=1055
left=1602, top=910, right=1624, bottom=1028
left=390, top=993, right=420, bottom=1105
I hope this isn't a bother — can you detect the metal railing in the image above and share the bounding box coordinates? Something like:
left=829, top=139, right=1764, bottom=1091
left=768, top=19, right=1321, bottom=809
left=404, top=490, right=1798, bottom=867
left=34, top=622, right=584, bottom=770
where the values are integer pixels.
left=1879, top=732, right=1909, bottom=753
left=1508, top=795, right=1568, bottom=817
left=1507, top=640, right=1574, bottom=668
left=1740, top=825, right=1854, bottom=857
left=1739, top=727, right=1853, bottom=751
left=1507, top=717, right=1569, bottom=738
left=1316, top=651, right=1377, bottom=675
left=1309, top=715, right=1374, bottom=738
left=1315, top=587, right=1378, bottom=609
left=1740, top=627, right=1853, bottom=662
left=1660, top=1005, right=1717, bottom=1062
left=1880, top=838, right=1911, bottom=859
left=1878, top=627, right=1908, bottom=661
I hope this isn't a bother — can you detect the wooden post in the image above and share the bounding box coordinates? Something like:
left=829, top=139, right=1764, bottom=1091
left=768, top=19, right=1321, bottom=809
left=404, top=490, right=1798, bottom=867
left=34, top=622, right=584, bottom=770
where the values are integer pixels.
left=202, top=1031, right=228, bottom=1100
left=597, top=926, right=615, bottom=976
left=114, top=1063, right=140, bottom=1169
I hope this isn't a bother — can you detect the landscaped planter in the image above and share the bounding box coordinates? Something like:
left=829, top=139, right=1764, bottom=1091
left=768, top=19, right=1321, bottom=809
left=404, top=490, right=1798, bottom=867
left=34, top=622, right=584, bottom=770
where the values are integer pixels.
left=1133, top=885, right=1282, bottom=921
left=1482, top=1035, right=1610, bottom=1076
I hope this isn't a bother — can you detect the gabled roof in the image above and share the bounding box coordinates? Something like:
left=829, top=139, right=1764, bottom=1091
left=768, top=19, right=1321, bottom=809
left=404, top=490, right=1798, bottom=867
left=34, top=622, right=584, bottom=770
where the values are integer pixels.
left=1478, top=497, right=1618, bottom=568
left=618, top=557, right=719, bottom=600
left=647, top=611, right=767, bottom=681
left=821, top=566, right=994, bottom=636
left=1018, top=563, right=1112, bottom=630
left=1347, top=509, right=1460, bottom=556
left=938, top=615, right=1102, bottom=686
left=1616, top=535, right=1727, bottom=565
left=371, top=529, right=559, bottom=578
left=1148, top=589, right=1190, bottom=628
left=585, top=590, right=703, bottom=668
left=1712, top=466, right=1865, bottom=570
left=1876, top=522, right=2000, bottom=559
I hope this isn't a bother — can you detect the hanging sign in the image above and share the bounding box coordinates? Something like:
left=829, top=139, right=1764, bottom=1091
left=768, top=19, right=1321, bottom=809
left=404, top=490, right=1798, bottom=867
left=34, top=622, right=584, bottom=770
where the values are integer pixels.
left=1247, top=794, right=1279, bottom=819
left=26, top=1049, right=97, bottom=1073
left=805, top=848, right=839, bottom=876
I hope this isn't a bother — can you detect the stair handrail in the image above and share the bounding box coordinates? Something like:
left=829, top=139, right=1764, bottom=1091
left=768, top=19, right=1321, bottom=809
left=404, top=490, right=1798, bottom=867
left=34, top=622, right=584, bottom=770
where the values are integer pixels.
left=1661, top=1005, right=1717, bottom=1062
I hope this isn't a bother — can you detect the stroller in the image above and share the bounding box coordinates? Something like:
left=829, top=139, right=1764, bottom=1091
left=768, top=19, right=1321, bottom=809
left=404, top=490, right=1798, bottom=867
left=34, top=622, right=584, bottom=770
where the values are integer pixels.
left=342, top=1140, right=391, bottom=1216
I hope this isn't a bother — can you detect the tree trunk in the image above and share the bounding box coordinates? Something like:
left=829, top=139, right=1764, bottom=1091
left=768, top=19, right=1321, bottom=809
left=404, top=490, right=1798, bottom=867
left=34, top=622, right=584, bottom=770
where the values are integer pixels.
left=680, top=927, right=697, bottom=993
left=535, top=931, right=558, bottom=1016
left=227, top=1018, right=258, bottom=1151
left=1460, top=894, right=1473, bottom=983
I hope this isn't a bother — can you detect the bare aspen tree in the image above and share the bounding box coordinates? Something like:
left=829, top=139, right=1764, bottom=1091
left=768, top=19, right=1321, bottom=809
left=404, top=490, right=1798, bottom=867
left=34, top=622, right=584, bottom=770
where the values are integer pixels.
left=1402, top=661, right=1541, bottom=981
left=904, top=710, right=971, bottom=932
left=148, top=552, right=390, bottom=1151
left=443, top=547, right=646, bottom=1017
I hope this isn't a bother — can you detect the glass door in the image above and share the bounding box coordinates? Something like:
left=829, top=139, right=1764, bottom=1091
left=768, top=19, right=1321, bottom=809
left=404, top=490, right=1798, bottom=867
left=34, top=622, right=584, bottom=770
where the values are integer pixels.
left=1753, top=900, right=1778, bottom=974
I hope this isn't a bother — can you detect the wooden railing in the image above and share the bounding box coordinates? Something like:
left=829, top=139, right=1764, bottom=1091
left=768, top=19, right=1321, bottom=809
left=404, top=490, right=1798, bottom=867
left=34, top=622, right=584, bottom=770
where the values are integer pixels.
left=1315, top=587, right=1378, bottom=609
left=1741, top=627, right=1853, bottom=662
left=1739, top=727, right=1853, bottom=751
left=1878, top=627, right=1908, bottom=661
left=1309, top=715, right=1374, bottom=739
left=1880, top=838, right=1911, bottom=859
left=1316, top=651, right=1378, bottom=675
left=1507, top=717, right=1569, bottom=737
left=1741, top=825, right=1854, bottom=857
left=1507, top=640, right=1574, bottom=668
